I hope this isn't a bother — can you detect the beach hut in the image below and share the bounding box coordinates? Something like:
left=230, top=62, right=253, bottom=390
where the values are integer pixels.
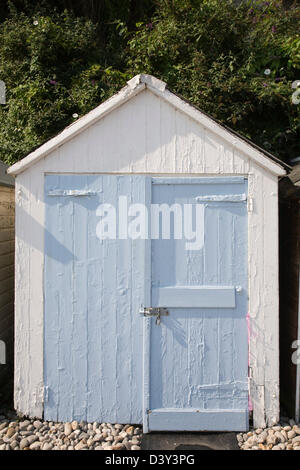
left=7, top=74, right=289, bottom=432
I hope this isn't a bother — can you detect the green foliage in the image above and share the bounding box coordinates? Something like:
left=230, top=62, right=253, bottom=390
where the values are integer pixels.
left=125, top=0, right=300, bottom=161
left=0, top=10, right=129, bottom=164
left=0, top=0, right=299, bottom=164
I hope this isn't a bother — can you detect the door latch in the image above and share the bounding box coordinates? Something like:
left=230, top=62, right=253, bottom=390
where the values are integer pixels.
left=139, top=307, right=169, bottom=325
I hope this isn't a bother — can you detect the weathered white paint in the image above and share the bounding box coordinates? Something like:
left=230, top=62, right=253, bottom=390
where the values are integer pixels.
left=247, top=165, right=280, bottom=427
left=10, top=76, right=283, bottom=426
left=8, top=74, right=286, bottom=177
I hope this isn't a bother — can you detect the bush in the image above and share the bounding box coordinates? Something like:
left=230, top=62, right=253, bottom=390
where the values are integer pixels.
left=0, top=10, right=128, bottom=164
left=125, top=0, right=300, bottom=162
left=0, top=1, right=299, bottom=164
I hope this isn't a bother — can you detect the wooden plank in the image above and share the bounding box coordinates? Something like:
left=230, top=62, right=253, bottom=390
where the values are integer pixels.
left=0, top=229, right=14, bottom=243
left=0, top=215, right=14, bottom=229
left=248, top=168, right=266, bottom=429
left=86, top=176, right=104, bottom=423
left=0, top=203, right=14, bottom=216
left=153, top=286, right=236, bottom=308
left=0, top=188, right=14, bottom=202
left=262, top=171, right=280, bottom=426
left=14, top=173, right=31, bottom=416
left=152, top=177, right=246, bottom=185
left=143, top=177, right=152, bottom=433
left=148, top=409, right=249, bottom=432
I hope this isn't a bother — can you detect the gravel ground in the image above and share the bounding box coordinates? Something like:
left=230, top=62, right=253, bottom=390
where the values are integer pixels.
left=237, top=418, right=300, bottom=450
left=0, top=410, right=142, bottom=450
left=1, top=409, right=300, bottom=450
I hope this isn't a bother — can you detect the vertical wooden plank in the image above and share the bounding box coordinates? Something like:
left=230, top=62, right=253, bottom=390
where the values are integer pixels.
left=248, top=168, right=266, bottom=428
left=160, top=99, right=176, bottom=173
left=187, top=117, right=206, bottom=174
left=204, top=204, right=218, bottom=284
left=14, top=173, right=31, bottom=415
left=175, top=109, right=190, bottom=173
left=44, top=174, right=60, bottom=421
left=143, top=177, right=152, bottom=432
left=28, top=164, right=44, bottom=417
left=233, top=149, right=247, bottom=174
left=100, top=175, right=118, bottom=421
left=262, top=171, right=280, bottom=426
left=115, top=176, right=134, bottom=422
left=203, top=129, right=221, bottom=174
left=86, top=175, right=104, bottom=422
left=145, top=90, right=162, bottom=173
left=69, top=175, right=88, bottom=421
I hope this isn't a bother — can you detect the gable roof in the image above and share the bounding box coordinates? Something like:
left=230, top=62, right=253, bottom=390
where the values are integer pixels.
left=7, top=74, right=289, bottom=177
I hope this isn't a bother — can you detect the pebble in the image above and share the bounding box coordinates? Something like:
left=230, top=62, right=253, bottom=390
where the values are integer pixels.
left=20, top=438, right=29, bottom=450
left=33, top=420, right=42, bottom=430
left=71, top=421, right=78, bottom=431
left=64, top=423, right=72, bottom=436
left=288, top=430, right=296, bottom=439
left=42, top=442, right=54, bottom=450
left=19, top=420, right=31, bottom=430
left=237, top=418, right=300, bottom=451
left=6, top=427, right=16, bottom=438
left=126, top=426, right=134, bottom=435
left=0, top=410, right=142, bottom=451
left=30, top=441, right=41, bottom=450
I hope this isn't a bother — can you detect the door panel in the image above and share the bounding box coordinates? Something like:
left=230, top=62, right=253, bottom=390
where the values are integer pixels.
left=44, top=174, right=147, bottom=423
left=153, top=286, right=236, bottom=308
left=145, top=177, right=248, bottom=432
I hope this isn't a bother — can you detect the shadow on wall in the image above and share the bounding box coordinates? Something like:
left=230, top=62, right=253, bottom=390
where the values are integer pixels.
left=17, top=204, right=75, bottom=264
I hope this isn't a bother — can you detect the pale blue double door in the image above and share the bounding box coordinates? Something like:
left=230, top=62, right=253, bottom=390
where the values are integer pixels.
left=44, top=175, right=249, bottom=431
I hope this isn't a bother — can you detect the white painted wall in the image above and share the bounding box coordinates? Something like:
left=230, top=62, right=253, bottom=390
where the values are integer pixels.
left=14, top=87, right=280, bottom=427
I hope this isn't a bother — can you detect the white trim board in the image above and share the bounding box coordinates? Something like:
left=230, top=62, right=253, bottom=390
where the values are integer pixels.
left=8, top=74, right=286, bottom=177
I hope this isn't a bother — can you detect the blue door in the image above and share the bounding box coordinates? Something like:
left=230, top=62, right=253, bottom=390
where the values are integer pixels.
left=44, top=174, right=248, bottom=430
left=143, top=177, right=249, bottom=432
left=44, top=174, right=147, bottom=423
